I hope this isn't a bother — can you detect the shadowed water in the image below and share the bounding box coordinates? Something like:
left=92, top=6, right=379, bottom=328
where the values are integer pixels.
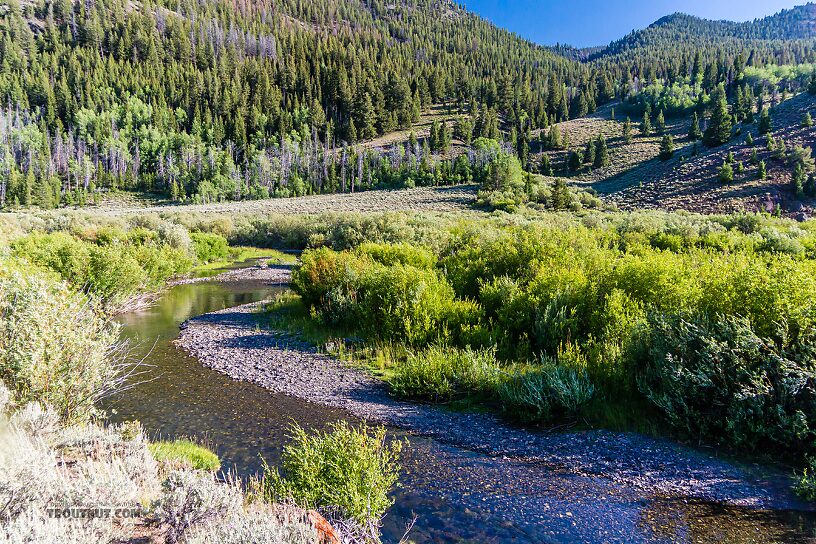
left=103, top=265, right=816, bottom=543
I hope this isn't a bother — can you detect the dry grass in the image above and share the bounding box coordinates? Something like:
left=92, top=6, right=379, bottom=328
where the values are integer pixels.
left=51, top=184, right=480, bottom=218
left=358, top=104, right=469, bottom=155
left=533, top=102, right=693, bottom=185
left=601, top=92, right=816, bottom=217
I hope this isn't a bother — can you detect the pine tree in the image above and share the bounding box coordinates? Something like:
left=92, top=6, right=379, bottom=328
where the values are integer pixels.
left=594, top=135, right=609, bottom=168
left=622, top=117, right=633, bottom=143
left=551, top=177, right=570, bottom=210
left=568, top=151, right=582, bottom=172
left=793, top=162, right=806, bottom=196
left=718, top=162, right=734, bottom=183
left=539, top=154, right=553, bottom=176
left=810, top=73, right=816, bottom=96
left=758, top=160, right=767, bottom=180
left=584, top=139, right=595, bottom=165
left=802, top=112, right=813, bottom=128
left=547, top=125, right=561, bottom=150
left=688, top=112, right=702, bottom=141
left=659, top=135, right=674, bottom=161
left=34, top=175, right=54, bottom=209
left=745, top=132, right=754, bottom=146
left=655, top=110, right=666, bottom=135
left=759, top=107, right=772, bottom=135
left=640, top=110, right=651, bottom=136
left=429, top=121, right=440, bottom=151
left=704, top=85, right=732, bottom=147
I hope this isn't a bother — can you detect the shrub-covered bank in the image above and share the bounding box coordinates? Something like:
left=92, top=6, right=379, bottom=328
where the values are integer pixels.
left=0, top=219, right=401, bottom=542
left=2, top=215, right=292, bottom=311
left=281, top=212, right=816, bottom=480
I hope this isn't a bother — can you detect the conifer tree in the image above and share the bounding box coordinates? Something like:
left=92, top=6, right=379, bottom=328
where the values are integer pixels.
left=594, top=135, right=609, bottom=168
left=704, top=85, right=732, bottom=147
left=623, top=117, right=633, bottom=143
left=551, top=177, right=570, bottom=210
left=568, top=151, right=582, bottom=172
left=759, top=107, right=772, bottom=135
left=640, top=109, right=652, bottom=136
left=584, top=139, right=595, bottom=165
left=659, top=135, right=674, bottom=161
left=718, top=162, right=734, bottom=183
left=758, top=160, right=767, bottom=179
left=688, top=112, right=702, bottom=141
left=655, top=110, right=666, bottom=135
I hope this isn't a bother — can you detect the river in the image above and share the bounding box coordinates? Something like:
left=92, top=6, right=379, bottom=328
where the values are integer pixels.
left=103, top=262, right=816, bottom=543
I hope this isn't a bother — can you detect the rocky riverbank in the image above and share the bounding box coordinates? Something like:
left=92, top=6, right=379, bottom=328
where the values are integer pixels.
left=175, top=267, right=811, bottom=514
left=171, top=261, right=293, bottom=286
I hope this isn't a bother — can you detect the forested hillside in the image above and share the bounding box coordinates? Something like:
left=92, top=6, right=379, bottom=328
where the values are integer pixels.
left=0, top=0, right=598, bottom=206
left=0, top=0, right=814, bottom=211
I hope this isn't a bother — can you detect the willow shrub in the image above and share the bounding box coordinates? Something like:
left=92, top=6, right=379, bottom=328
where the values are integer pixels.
left=291, top=224, right=816, bottom=443
left=262, top=422, right=401, bottom=528
left=190, top=232, right=230, bottom=263
left=292, top=248, right=477, bottom=345
left=0, top=266, right=119, bottom=422
left=389, top=346, right=502, bottom=402
left=11, top=230, right=193, bottom=305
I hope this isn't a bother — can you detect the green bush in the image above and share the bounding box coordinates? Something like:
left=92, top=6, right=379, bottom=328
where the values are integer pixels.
left=291, top=248, right=371, bottom=323
left=0, top=266, right=119, bottom=422
left=498, top=361, right=596, bottom=422
left=356, top=264, right=457, bottom=345
left=640, top=315, right=816, bottom=452
left=149, top=440, right=221, bottom=471
left=796, top=457, right=816, bottom=500
left=190, top=232, right=230, bottom=263
left=355, top=242, right=436, bottom=269
left=389, top=345, right=502, bottom=402
left=11, top=230, right=192, bottom=305
left=262, top=422, right=401, bottom=527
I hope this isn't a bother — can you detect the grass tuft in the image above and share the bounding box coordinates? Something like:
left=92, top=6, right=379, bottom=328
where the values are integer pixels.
left=149, top=439, right=221, bottom=472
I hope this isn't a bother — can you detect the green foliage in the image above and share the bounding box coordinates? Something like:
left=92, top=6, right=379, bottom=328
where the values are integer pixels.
left=718, top=162, right=734, bottom=183
left=11, top=230, right=192, bottom=306
left=190, top=232, right=230, bottom=263
left=355, top=242, right=436, bottom=269
left=0, top=267, right=119, bottom=422
left=149, top=440, right=221, bottom=472
left=640, top=315, right=816, bottom=452
left=293, top=247, right=467, bottom=345
left=594, top=135, right=610, bottom=168
left=389, top=346, right=502, bottom=402
left=498, top=360, right=596, bottom=422
left=796, top=457, right=816, bottom=500
left=622, top=117, right=633, bottom=143
left=659, top=135, right=674, bottom=161
left=703, top=85, right=733, bottom=147
left=759, top=107, right=773, bottom=134
left=262, top=422, right=401, bottom=526
left=688, top=112, right=702, bottom=141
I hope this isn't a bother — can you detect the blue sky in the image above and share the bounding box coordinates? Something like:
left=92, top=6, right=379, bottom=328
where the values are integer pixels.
left=461, top=0, right=806, bottom=47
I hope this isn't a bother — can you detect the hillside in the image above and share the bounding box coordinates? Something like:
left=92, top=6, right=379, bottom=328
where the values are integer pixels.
left=589, top=4, right=816, bottom=89
left=596, top=92, right=816, bottom=216
left=0, top=0, right=592, bottom=207
left=0, top=0, right=814, bottom=218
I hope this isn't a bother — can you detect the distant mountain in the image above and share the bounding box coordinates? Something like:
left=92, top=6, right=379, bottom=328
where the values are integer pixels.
left=591, top=3, right=816, bottom=60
